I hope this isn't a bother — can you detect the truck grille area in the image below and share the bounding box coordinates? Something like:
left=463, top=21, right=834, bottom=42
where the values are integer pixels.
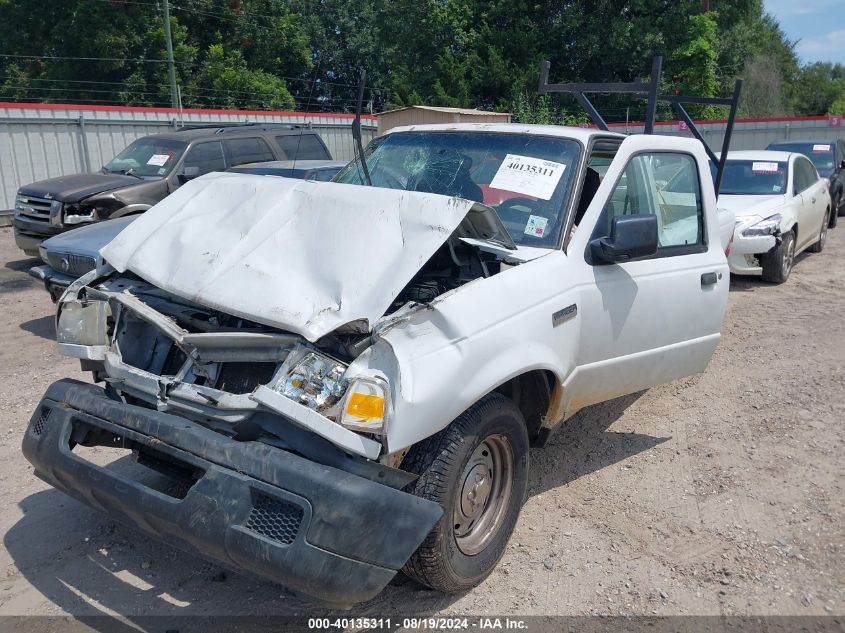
left=244, top=494, right=303, bottom=545
left=16, top=195, right=60, bottom=223
left=44, top=252, right=97, bottom=277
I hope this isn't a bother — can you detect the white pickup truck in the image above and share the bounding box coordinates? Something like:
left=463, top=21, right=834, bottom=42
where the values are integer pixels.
left=22, top=123, right=732, bottom=606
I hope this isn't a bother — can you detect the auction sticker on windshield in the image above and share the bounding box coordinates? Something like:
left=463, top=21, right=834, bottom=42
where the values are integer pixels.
left=813, top=144, right=831, bottom=152
left=752, top=162, right=779, bottom=173
left=147, top=154, right=171, bottom=166
left=489, top=154, right=565, bottom=200
left=524, top=215, right=549, bottom=238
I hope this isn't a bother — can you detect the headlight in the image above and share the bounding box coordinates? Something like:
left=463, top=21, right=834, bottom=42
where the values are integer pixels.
left=64, top=206, right=96, bottom=225
left=338, top=377, right=388, bottom=435
left=742, top=214, right=781, bottom=237
left=56, top=299, right=110, bottom=346
left=272, top=350, right=348, bottom=415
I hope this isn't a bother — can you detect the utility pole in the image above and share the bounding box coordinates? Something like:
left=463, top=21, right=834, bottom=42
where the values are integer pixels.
left=161, top=0, right=178, bottom=108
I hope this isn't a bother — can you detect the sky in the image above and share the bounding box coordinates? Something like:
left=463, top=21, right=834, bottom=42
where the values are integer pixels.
left=763, top=0, right=845, bottom=65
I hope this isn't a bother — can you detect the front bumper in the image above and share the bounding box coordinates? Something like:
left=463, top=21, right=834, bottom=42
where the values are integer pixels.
left=22, top=380, right=443, bottom=606
left=727, top=231, right=776, bottom=276
left=13, top=216, right=64, bottom=255
left=28, top=264, right=75, bottom=302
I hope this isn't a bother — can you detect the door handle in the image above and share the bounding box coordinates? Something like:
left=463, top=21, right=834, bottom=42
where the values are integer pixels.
left=701, top=272, right=718, bottom=286
left=812, top=197, right=817, bottom=204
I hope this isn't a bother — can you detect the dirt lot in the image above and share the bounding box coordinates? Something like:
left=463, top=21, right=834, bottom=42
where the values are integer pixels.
left=0, top=224, right=842, bottom=620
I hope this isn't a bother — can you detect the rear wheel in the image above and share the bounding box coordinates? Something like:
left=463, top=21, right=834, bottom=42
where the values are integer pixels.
left=760, top=230, right=795, bottom=284
left=401, top=394, right=529, bottom=592
left=809, top=208, right=830, bottom=253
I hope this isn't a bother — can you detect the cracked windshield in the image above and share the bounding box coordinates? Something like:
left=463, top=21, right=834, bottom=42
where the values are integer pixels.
left=335, top=131, right=581, bottom=247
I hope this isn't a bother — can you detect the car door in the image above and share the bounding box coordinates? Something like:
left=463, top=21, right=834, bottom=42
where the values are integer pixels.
left=561, top=134, right=729, bottom=415
left=793, top=156, right=825, bottom=249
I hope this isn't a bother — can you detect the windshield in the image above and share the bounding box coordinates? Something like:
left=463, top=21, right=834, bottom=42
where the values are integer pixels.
left=769, top=142, right=835, bottom=177
left=335, top=131, right=581, bottom=247
left=104, top=137, right=187, bottom=178
left=718, top=160, right=788, bottom=195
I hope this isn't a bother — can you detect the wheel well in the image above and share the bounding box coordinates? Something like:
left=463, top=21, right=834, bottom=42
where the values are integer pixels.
left=494, top=370, right=556, bottom=444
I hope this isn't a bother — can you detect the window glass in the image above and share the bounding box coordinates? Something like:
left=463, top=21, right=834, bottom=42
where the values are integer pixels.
left=335, top=131, right=581, bottom=248
left=600, top=153, right=704, bottom=250
left=277, top=134, right=330, bottom=160
left=223, top=137, right=275, bottom=167
left=103, top=137, right=186, bottom=177
left=182, top=141, right=225, bottom=176
left=720, top=160, right=787, bottom=195
left=793, top=158, right=817, bottom=193
left=769, top=142, right=835, bottom=177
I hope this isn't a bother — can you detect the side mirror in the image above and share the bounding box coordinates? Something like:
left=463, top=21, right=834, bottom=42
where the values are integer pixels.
left=839, top=160, right=845, bottom=170
left=178, top=166, right=200, bottom=183
left=590, top=214, right=658, bottom=263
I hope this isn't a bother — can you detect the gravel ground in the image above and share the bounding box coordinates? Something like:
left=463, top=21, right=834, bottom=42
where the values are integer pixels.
left=0, top=225, right=842, bottom=619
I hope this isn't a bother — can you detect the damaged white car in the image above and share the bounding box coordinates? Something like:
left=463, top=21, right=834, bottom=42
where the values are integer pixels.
left=23, top=124, right=731, bottom=606
left=720, top=150, right=830, bottom=283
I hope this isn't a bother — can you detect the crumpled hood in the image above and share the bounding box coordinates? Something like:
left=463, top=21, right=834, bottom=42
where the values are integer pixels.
left=101, top=172, right=479, bottom=342
left=18, top=173, right=148, bottom=202
left=717, top=194, right=786, bottom=220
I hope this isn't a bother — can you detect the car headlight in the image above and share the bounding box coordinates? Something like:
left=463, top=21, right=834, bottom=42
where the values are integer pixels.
left=273, top=349, right=348, bottom=415
left=338, top=377, right=388, bottom=435
left=56, top=299, right=110, bottom=346
left=64, top=206, right=96, bottom=225
left=742, top=214, right=781, bottom=237
left=270, top=347, right=389, bottom=435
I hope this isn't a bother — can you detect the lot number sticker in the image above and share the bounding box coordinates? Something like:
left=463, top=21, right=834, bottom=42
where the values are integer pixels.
left=524, top=215, right=549, bottom=238
left=752, top=162, right=779, bottom=173
left=146, top=154, right=171, bottom=166
left=813, top=144, right=831, bottom=152
left=490, top=154, right=566, bottom=200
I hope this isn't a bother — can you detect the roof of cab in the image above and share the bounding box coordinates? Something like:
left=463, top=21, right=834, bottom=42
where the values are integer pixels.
left=382, top=122, right=625, bottom=143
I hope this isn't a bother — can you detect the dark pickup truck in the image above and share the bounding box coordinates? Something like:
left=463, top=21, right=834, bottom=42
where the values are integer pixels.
left=13, top=125, right=331, bottom=255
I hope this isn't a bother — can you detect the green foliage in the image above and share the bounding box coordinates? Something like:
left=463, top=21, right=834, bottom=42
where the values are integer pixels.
left=0, top=0, right=841, bottom=119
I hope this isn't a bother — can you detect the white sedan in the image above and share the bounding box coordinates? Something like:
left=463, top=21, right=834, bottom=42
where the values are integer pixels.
left=718, top=150, right=831, bottom=283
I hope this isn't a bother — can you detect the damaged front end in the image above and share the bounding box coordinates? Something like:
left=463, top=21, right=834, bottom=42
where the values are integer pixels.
left=56, top=271, right=390, bottom=459
left=25, top=270, right=446, bottom=604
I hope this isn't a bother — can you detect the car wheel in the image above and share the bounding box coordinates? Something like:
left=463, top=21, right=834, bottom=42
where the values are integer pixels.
left=838, top=192, right=845, bottom=217
left=761, top=229, right=795, bottom=284
left=830, top=195, right=839, bottom=227
left=810, top=208, right=830, bottom=253
left=401, top=393, right=529, bottom=592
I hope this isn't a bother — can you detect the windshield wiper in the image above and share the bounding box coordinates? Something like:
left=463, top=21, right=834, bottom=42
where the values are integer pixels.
left=120, top=168, right=144, bottom=180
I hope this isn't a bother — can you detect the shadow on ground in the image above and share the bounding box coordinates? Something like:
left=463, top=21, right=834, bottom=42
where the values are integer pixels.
left=5, top=392, right=665, bottom=628
left=19, top=315, right=55, bottom=340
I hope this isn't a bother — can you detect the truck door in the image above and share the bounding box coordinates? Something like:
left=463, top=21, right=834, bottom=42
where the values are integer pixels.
left=561, top=134, right=729, bottom=415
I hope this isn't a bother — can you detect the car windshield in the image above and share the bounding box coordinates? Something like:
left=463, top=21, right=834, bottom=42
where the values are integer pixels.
left=769, top=142, right=835, bottom=177
left=718, top=160, right=788, bottom=195
left=335, top=131, right=581, bottom=247
left=103, top=137, right=187, bottom=178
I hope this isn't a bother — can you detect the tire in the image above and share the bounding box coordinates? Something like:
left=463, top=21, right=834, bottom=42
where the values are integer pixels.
left=838, top=192, right=845, bottom=218
left=830, top=195, right=839, bottom=227
left=760, top=230, right=795, bottom=284
left=401, top=393, right=529, bottom=592
left=809, top=208, right=830, bottom=253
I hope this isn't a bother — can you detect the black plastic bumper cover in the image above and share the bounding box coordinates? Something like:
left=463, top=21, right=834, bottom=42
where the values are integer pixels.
left=21, top=379, right=443, bottom=606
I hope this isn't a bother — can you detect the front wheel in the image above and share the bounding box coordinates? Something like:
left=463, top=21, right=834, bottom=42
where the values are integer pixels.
left=401, top=394, right=529, bottom=592
left=830, top=196, right=839, bottom=227
left=760, top=229, right=795, bottom=284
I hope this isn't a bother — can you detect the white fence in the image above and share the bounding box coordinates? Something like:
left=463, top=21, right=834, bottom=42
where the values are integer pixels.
left=0, top=102, right=377, bottom=212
